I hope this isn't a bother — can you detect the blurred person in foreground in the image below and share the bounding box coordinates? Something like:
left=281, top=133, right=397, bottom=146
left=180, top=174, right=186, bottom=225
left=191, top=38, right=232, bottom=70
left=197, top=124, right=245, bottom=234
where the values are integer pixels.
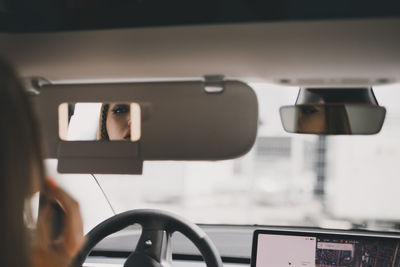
left=0, top=58, right=85, bottom=267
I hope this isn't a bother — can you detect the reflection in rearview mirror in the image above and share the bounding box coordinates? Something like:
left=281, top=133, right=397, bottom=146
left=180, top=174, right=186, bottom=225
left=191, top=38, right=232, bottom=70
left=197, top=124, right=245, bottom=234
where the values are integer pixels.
left=280, top=104, right=386, bottom=135
left=58, top=103, right=141, bottom=141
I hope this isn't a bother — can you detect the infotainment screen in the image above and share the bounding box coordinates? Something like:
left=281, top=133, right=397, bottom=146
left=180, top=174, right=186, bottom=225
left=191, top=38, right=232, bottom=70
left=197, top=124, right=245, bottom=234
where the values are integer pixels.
left=251, top=230, right=400, bottom=267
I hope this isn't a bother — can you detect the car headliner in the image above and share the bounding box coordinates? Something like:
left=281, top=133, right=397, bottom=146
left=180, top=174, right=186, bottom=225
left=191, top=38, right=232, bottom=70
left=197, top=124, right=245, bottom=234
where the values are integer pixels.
left=0, top=18, right=399, bottom=86
left=2, top=0, right=400, bottom=33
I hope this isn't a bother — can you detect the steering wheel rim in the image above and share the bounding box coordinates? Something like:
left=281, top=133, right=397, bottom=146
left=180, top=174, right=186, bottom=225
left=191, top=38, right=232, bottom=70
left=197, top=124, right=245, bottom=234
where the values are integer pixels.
left=73, top=209, right=223, bottom=267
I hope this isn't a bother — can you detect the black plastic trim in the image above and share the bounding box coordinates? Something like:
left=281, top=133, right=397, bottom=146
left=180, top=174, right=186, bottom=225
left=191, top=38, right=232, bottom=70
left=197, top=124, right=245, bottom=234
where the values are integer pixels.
left=89, top=251, right=251, bottom=264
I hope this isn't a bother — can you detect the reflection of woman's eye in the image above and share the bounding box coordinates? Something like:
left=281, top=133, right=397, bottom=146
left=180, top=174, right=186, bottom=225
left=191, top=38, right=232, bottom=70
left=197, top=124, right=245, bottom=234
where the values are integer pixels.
left=301, top=106, right=318, bottom=115
left=111, top=105, right=129, bottom=115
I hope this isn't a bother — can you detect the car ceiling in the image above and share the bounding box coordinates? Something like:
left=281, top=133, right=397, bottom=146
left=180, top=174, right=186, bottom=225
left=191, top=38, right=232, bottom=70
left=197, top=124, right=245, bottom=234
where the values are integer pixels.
left=1, top=0, right=400, bottom=33
left=1, top=17, right=399, bottom=85
left=0, top=0, right=400, bottom=85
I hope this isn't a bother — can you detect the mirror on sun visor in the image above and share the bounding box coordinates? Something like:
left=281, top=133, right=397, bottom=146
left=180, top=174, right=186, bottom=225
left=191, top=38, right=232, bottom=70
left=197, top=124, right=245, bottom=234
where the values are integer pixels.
left=58, top=102, right=141, bottom=142
left=280, top=88, right=386, bottom=135
left=32, top=79, right=258, bottom=174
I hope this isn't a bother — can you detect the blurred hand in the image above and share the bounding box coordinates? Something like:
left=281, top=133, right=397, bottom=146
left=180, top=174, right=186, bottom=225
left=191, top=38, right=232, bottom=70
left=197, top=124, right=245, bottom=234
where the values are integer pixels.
left=32, top=179, right=86, bottom=267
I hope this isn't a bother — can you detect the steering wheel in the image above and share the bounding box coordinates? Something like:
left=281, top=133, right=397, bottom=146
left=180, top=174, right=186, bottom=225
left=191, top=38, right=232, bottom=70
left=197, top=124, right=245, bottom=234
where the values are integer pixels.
left=73, top=209, right=223, bottom=267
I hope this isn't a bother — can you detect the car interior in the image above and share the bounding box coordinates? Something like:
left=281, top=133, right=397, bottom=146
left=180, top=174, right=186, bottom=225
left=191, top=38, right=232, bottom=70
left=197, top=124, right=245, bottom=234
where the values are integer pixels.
left=1, top=1, right=400, bottom=267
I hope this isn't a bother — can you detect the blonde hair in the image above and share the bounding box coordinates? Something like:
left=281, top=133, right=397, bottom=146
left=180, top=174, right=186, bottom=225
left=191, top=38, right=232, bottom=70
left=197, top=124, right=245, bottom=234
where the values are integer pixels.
left=0, top=58, right=46, bottom=266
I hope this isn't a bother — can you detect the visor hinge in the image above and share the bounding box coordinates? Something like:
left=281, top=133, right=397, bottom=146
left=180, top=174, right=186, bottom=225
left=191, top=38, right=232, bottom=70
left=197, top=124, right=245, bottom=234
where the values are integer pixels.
left=203, top=75, right=225, bottom=93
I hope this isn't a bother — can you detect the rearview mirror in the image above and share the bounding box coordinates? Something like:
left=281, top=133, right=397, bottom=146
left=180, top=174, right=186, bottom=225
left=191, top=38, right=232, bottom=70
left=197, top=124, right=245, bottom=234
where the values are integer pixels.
left=280, top=88, right=386, bottom=135
left=280, top=104, right=386, bottom=135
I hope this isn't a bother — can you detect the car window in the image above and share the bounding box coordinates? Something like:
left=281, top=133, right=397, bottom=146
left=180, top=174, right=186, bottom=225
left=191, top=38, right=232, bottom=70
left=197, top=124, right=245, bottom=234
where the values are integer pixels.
left=47, top=83, right=400, bottom=233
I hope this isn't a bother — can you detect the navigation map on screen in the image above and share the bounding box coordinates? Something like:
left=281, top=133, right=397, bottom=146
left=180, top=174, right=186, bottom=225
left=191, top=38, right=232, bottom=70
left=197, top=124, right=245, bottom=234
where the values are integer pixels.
left=253, top=232, right=400, bottom=267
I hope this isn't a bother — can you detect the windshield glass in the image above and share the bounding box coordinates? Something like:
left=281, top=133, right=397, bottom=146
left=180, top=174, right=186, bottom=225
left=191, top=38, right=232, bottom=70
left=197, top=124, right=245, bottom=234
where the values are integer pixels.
left=46, top=83, right=400, bottom=233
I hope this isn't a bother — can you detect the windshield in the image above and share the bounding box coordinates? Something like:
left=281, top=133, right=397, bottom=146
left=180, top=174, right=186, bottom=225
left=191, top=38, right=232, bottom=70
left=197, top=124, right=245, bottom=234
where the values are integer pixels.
left=46, top=83, right=400, bottom=233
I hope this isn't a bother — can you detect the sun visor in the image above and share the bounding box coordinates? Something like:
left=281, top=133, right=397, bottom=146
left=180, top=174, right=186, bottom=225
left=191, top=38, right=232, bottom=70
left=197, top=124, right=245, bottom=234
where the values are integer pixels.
left=31, top=79, right=258, bottom=174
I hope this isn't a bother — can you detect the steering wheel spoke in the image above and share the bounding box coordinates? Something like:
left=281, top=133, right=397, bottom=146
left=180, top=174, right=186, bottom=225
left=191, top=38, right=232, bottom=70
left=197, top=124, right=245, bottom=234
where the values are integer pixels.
left=123, top=229, right=172, bottom=267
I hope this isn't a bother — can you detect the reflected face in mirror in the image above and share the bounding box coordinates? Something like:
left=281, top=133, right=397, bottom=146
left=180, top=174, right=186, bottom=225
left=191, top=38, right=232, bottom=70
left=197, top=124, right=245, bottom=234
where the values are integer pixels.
left=297, top=105, right=326, bottom=133
left=99, top=103, right=131, bottom=141
left=59, top=102, right=141, bottom=141
left=296, top=105, right=352, bottom=134
left=280, top=105, right=357, bottom=134
left=107, top=103, right=131, bottom=140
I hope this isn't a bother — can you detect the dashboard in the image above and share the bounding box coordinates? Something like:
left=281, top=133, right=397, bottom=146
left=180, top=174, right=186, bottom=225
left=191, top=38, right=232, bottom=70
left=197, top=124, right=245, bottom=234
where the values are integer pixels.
left=84, top=226, right=400, bottom=267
